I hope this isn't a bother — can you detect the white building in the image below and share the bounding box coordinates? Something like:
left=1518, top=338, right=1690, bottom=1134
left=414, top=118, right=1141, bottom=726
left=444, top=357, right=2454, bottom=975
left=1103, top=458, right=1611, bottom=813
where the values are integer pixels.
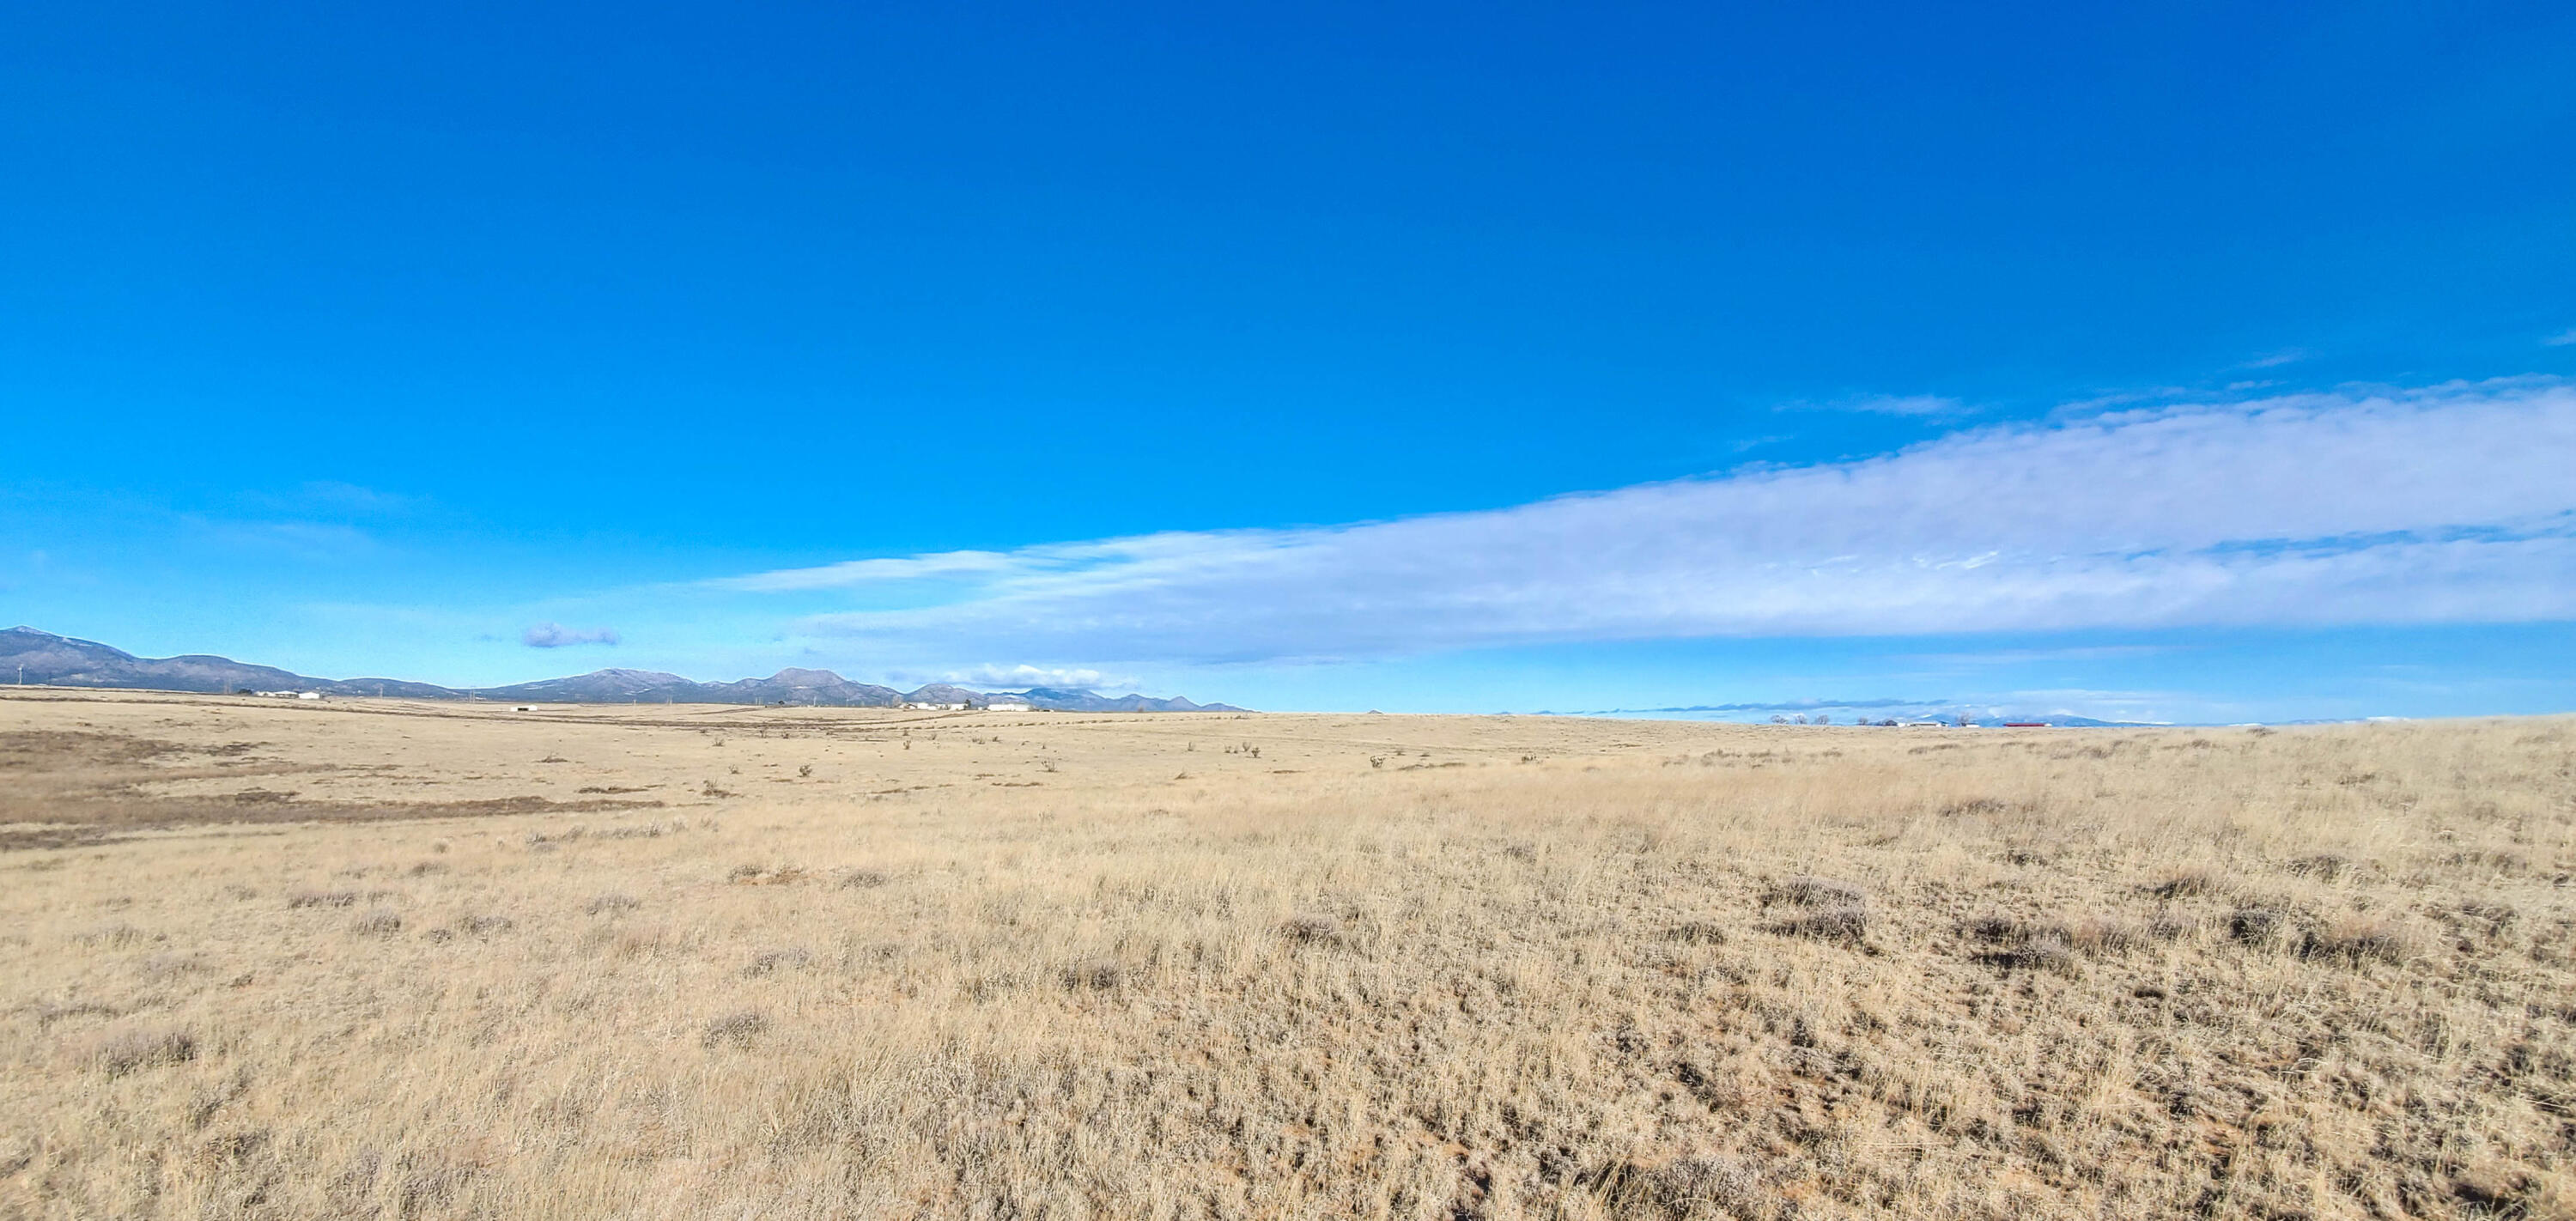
left=987, top=702, right=1032, bottom=713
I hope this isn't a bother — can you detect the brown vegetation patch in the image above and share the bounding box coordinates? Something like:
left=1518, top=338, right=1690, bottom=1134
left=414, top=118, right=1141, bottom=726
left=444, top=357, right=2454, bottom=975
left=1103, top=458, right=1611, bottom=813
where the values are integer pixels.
left=1771, top=903, right=1870, bottom=942
left=700, top=1010, right=767, bottom=1048
left=2148, top=867, right=2221, bottom=898
left=0, top=825, right=130, bottom=852
left=0, top=725, right=665, bottom=847
left=1765, top=874, right=1866, bottom=907
left=744, top=947, right=810, bottom=975
left=1280, top=911, right=1341, bottom=943
left=88, top=1027, right=197, bottom=1077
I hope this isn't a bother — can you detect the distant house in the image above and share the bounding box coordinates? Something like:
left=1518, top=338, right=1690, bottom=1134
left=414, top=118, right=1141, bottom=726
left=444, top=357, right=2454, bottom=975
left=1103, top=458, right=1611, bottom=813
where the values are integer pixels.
left=902, top=702, right=969, bottom=711
left=295, top=691, right=324, bottom=701
left=987, top=701, right=1033, bottom=713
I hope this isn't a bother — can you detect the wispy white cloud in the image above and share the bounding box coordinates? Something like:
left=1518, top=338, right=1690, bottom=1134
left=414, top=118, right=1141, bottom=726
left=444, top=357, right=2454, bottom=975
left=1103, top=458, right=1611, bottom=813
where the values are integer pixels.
left=720, top=380, right=2576, bottom=667
left=707, top=550, right=1027, bottom=592
left=1900, top=645, right=2186, bottom=666
left=2239, top=348, right=2311, bottom=368
left=185, top=518, right=380, bottom=562
left=2546, top=328, right=2576, bottom=348
left=523, top=623, right=620, bottom=648
left=245, top=482, right=423, bottom=517
left=1776, top=392, right=1969, bottom=417
left=946, top=663, right=1122, bottom=689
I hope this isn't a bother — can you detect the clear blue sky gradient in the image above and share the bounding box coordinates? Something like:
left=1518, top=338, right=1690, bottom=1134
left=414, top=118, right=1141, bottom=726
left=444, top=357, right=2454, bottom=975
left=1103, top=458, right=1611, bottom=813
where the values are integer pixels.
left=6, top=2, right=2574, bottom=720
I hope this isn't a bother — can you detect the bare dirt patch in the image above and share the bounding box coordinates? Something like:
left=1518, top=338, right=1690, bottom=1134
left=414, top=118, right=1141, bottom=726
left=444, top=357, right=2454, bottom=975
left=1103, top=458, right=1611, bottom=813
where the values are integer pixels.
left=0, top=726, right=659, bottom=847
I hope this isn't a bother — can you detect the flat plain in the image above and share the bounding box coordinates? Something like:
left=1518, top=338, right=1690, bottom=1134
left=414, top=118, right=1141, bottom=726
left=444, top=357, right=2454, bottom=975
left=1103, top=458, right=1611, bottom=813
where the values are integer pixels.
left=3, top=689, right=2573, bottom=1220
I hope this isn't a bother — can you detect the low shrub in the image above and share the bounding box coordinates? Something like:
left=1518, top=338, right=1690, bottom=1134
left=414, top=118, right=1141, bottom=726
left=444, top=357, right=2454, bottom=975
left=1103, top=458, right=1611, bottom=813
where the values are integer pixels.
left=2228, top=907, right=2290, bottom=945
left=2149, top=870, right=2219, bottom=900
left=744, top=947, right=811, bottom=976
left=1281, top=912, right=1341, bottom=943
left=1062, top=957, right=1124, bottom=990
left=702, top=1011, right=768, bottom=1048
left=1772, top=905, right=1868, bottom=942
left=2304, top=914, right=2410, bottom=965
left=2287, top=853, right=2353, bottom=880
left=1769, top=876, right=1866, bottom=907
left=94, top=1028, right=196, bottom=1077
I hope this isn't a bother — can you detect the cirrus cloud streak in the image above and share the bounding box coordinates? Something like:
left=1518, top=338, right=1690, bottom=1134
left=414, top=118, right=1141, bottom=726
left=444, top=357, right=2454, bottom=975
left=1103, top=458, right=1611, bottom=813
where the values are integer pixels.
left=732, top=381, right=2576, bottom=666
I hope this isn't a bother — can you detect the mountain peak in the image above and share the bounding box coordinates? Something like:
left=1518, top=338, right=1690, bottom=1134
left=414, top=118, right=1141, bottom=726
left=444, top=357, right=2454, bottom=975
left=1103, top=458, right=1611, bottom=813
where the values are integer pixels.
left=0, top=627, right=1246, bottom=711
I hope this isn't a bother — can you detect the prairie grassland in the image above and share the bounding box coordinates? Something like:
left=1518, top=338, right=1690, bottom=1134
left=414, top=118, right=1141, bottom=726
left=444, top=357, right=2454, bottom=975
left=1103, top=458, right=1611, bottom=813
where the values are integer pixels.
left=3, top=690, right=2574, bottom=1219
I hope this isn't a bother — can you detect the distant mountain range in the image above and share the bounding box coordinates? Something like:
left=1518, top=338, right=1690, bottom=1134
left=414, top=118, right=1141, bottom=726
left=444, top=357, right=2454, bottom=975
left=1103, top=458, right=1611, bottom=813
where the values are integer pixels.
left=1540, top=702, right=2160, bottom=727
left=0, top=627, right=1244, bottom=713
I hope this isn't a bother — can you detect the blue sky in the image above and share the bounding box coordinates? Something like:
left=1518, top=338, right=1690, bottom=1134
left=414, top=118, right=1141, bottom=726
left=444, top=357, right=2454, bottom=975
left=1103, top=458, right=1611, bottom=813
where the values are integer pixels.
left=5, top=1, right=2574, bottom=720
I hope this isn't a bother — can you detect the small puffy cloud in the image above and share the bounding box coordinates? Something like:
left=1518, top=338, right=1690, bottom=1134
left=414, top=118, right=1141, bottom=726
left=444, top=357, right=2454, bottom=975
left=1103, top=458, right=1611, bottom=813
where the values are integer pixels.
left=2547, top=328, right=2576, bottom=348
left=523, top=623, right=620, bottom=648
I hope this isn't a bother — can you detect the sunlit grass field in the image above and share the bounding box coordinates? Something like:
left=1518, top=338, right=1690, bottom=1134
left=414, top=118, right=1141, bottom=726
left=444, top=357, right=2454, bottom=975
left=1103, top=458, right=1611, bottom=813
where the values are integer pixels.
left=5, top=689, right=2572, bottom=1218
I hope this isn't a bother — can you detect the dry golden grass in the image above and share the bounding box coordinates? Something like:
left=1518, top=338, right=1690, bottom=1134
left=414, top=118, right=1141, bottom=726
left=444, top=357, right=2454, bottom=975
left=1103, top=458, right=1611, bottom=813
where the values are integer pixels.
left=3, top=689, right=2574, bottom=1219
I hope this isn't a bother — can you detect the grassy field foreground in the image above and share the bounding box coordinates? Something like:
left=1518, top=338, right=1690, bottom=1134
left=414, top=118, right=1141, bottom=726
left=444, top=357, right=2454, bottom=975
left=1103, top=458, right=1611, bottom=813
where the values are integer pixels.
left=3, top=691, right=2573, bottom=1219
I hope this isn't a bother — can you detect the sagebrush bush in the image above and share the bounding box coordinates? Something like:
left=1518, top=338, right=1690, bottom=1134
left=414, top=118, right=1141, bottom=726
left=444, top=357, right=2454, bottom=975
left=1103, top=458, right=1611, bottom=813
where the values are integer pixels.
left=2304, top=914, right=2410, bottom=964
left=701, top=1011, right=767, bottom=1048
left=1772, top=905, right=1868, bottom=942
left=1769, top=875, right=1866, bottom=907
left=1281, top=912, right=1340, bottom=942
left=2228, top=906, right=2290, bottom=945
left=744, top=947, right=811, bottom=976
left=91, top=1028, right=195, bottom=1077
